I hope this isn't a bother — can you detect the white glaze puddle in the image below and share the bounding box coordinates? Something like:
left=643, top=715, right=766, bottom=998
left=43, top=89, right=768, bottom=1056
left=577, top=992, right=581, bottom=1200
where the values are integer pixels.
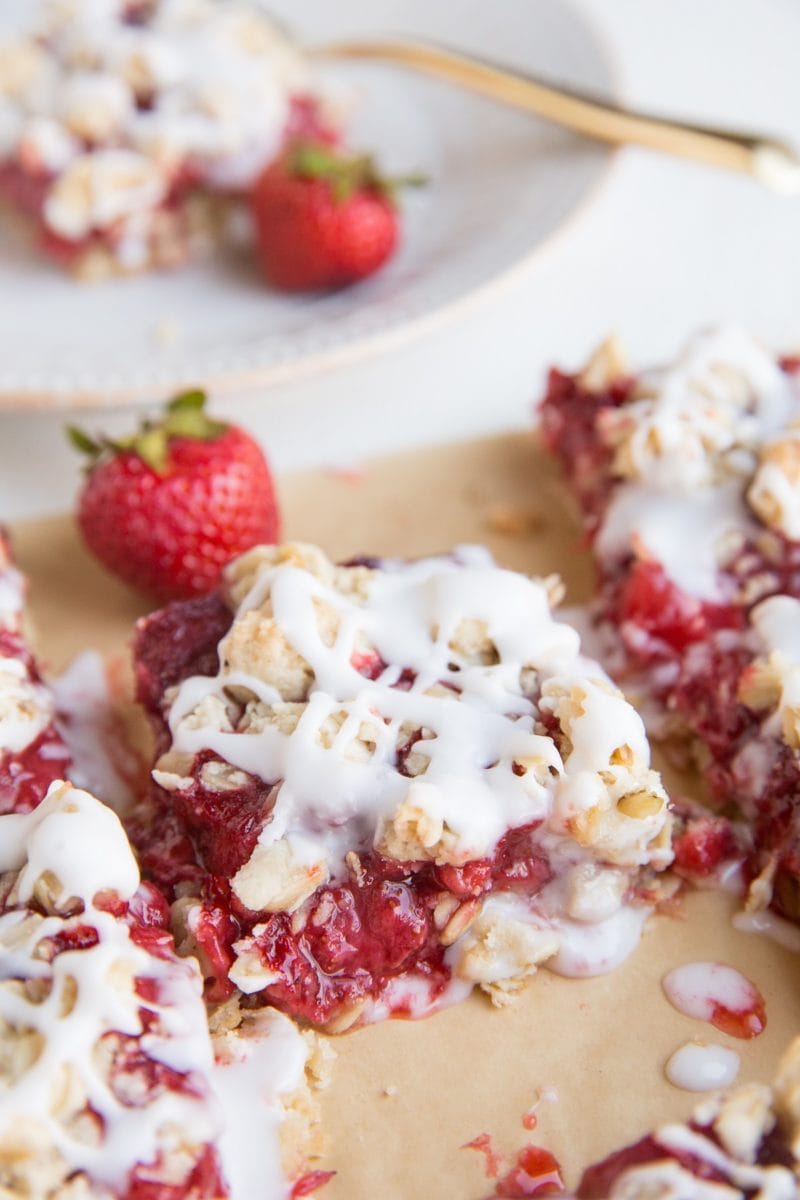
left=665, top=1042, right=740, bottom=1092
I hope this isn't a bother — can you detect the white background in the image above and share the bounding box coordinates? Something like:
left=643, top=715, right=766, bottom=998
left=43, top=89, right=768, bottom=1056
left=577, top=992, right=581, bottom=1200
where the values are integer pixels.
left=2, top=0, right=800, bottom=518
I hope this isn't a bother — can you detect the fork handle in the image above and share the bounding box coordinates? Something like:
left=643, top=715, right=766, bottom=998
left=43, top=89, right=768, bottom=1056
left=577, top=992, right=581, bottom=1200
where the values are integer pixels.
left=314, top=38, right=800, bottom=193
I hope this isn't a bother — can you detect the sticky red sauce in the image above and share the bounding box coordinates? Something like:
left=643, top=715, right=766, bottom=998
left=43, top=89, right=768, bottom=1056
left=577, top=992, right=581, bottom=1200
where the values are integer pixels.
left=289, top=1169, right=336, bottom=1198
left=463, top=1133, right=504, bottom=1179
left=0, top=724, right=72, bottom=815
left=492, top=1146, right=564, bottom=1197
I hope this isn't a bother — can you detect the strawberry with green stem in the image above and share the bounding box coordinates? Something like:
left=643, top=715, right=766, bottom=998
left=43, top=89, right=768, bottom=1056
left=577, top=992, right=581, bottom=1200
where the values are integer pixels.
left=69, top=391, right=279, bottom=602
left=251, top=141, right=425, bottom=292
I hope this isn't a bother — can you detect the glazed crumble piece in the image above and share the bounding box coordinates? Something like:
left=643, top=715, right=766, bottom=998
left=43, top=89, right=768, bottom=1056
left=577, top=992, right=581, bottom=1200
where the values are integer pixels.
left=0, top=780, right=226, bottom=1199
left=577, top=1051, right=800, bottom=1199
left=0, top=532, right=71, bottom=814
left=133, top=541, right=673, bottom=1031
left=0, top=779, right=330, bottom=1199
left=0, top=0, right=338, bottom=277
left=539, top=327, right=800, bottom=919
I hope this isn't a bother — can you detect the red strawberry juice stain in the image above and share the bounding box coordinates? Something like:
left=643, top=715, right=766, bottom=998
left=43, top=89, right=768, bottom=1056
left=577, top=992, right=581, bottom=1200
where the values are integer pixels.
left=463, top=1133, right=504, bottom=1179
left=522, top=1111, right=538, bottom=1131
left=492, top=1146, right=565, bottom=1197
left=289, top=1170, right=336, bottom=1197
left=662, top=962, right=766, bottom=1039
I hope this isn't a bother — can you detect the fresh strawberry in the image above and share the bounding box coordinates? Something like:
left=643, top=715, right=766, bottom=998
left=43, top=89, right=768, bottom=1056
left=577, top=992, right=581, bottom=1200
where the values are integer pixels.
left=250, top=141, right=423, bottom=292
left=69, top=391, right=279, bottom=602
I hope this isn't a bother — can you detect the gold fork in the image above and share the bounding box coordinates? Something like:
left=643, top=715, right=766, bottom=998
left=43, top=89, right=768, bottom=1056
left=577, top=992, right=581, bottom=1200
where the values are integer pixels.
left=313, top=38, right=800, bottom=194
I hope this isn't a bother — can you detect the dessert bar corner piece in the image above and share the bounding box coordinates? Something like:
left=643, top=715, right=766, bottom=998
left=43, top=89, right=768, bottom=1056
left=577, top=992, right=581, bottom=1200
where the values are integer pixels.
left=132, top=541, right=674, bottom=1032
left=577, top=1037, right=800, bottom=1199
left=0, top=779, right=328, bottom=1199
left=539, top=326, right=800, bottom=921
left=0, top=530, right=71, bottom=814
left=0, top=0, right=337, bottom=277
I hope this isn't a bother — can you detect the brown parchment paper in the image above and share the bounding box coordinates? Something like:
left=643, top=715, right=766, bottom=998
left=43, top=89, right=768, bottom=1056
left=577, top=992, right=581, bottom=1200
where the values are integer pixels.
left=12, top=433, right=800, bottom=1200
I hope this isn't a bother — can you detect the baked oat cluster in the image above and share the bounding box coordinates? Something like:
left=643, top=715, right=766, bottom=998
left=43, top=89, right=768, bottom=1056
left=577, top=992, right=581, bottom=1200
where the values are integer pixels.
left=540, top=327, right=800, bottom=919
left=0, top=531, right=71, bottom=813
left=0, top=0, right=333, bottom=276
left=133, top=541, right=673, bottom=1029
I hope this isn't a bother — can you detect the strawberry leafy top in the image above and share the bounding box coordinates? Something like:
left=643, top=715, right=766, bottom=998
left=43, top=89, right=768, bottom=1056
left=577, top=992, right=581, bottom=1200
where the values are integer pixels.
left=68, top=391, right=227, bottom=475
left=289, top=142, right=426, bottom=204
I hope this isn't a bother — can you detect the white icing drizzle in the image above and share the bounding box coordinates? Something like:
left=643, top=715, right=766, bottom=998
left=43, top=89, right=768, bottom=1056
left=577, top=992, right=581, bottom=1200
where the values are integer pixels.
left=751, top=594, right=800, bottom=664
left=665, top=1042, right=740, bottom=1092
left=655, top=1124, right=796, bottom=1199
left=213, top=1009, right=310, bottom=1200
left=0, top=782, right=221, bottom=1191
left=661, top=962, right=760, bottom=1027
left=160, top=545, right=672, bottom=1000
left=0, top=563, right=24, bottom=630
left=595, top=327, right=800, bottom=601
left=546, top=903, right=650, bottom=978
left=610, top=1159, right=773, bottom=1200
left=168, top=548, right=667, bottom=877
left=0, top=547, right=60, bottom=763
left=746, top=596, right=800, bottom=744
left=0, top=780, right=316, bottom=1198
left=597, top=478, right=751, bottom=602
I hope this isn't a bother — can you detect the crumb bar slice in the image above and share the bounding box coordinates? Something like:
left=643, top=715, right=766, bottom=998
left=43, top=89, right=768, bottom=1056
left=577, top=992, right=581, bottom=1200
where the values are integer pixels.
left=539, top=327, right=800, bottom=919
left=0, top=778, right=329, bottom=1198
left=132, top=542, right=673, bottom=1031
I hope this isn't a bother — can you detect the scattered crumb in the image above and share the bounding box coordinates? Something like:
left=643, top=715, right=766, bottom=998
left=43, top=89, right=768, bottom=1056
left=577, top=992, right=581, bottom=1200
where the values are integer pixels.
left=153, top=317, right=181, bottom=347
left=382, top=1085, right=397, bottom=1098
left=485, top=504, right=544, bottom=537
left=522, top=1085, right=558, bottom=1129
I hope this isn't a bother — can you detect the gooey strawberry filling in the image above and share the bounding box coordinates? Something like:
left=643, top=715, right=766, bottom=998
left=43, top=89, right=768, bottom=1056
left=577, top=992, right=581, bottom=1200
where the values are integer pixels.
left=132, top=545, right=671, bottom=1030
left=577, top=1121, right=794, bottom=1198
left=539, top=348, right=800, bottom=921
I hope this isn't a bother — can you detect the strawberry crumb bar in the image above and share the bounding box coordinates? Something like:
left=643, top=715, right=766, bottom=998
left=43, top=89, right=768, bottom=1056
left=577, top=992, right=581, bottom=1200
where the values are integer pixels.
left=0, top=0, right=336, bottom=278
left=0, top=779, right=330, bottom=1199
left=539, top=328, right=800, bottom=920
left=577, top=1039, right=800, bottom=1199
left=0, top=532, right=70, bottom=813
left=131, top=542, right=673, bottom=1032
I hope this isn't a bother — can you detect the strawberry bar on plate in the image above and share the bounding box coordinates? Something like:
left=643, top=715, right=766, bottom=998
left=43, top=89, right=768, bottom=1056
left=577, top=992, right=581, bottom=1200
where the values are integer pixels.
left=0, top=779, right=328, bottom=1198
left=132, top=542, right=673, bottom=1032
left=539, top=327, right=800, bottom=919
left=577, top=1044, right=800, bottom=1199
left=0, top=0, right=335, bottom=278
left=0, top=531, right=70, bottom=813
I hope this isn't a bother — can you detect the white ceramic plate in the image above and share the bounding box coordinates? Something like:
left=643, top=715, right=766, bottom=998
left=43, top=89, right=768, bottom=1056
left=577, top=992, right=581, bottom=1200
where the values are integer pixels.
left=0, top=0, right=614, bottom=409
